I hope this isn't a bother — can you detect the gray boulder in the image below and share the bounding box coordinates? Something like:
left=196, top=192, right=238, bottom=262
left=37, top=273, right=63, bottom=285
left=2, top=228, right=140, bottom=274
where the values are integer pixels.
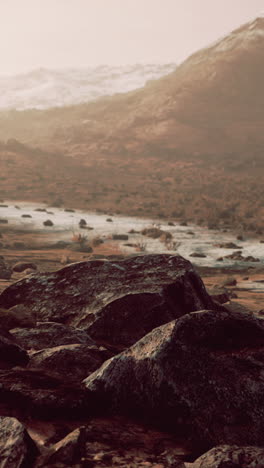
left=43, top=219, right=53, bottom=227
left=29, top=343, right=111, bottom=380
left=84, top=309, right=264, bottom=449
left=0, top=333, right=29, bottom=367
left=0, top=304, right=36, bottom=332
left=0, top=255, right=218, bottom=350
left=186, top=445, right=264, bottom=468
left=0, top=367, right=89, bottom=418
left=11, top=322, right=94, bottom=350
left=0, top=416, right=38, bottom=467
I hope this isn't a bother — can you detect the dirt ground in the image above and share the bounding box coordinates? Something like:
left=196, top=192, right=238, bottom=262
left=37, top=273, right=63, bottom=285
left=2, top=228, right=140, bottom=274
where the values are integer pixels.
left=200, top=269, right=264, bottom=313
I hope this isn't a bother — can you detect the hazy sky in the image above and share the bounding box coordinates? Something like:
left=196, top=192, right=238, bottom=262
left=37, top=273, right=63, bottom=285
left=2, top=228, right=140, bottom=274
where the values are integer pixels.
left=0, top=0, right=264, bottom=74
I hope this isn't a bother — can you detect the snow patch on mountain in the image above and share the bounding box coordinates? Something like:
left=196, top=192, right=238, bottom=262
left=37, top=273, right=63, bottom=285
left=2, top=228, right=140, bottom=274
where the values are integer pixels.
left=206, top=16, right=264, bottom=54
left=0, top=63, right=176, bottom=110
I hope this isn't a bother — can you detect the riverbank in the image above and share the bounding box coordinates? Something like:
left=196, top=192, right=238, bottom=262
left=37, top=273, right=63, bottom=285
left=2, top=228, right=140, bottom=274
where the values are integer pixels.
left=1, top=201, right=263, bottom=316
left=1, top=201, right=263, bottom=266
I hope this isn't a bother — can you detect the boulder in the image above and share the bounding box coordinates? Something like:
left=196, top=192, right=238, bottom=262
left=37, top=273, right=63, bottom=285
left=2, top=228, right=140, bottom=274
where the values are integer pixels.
left=0, top=367, right=90, bottom=418
left=0, top=304, right=36, bottom=331
left=29, top=343, right=111, bottom=380
left=215, top=242, right=241, bottom=249
left=11, top=322, right=94, bottom=350
left=224, top=251, right=260, bottom=262
left=186, top=445, right=264, bottom=468
left=112, top=234, right=129, bottom=240
left=84, top=309, right=264, bottom=450
left=210, top=285, right=238, bottom=302
left=0, top=255, right=218, bottom=348
left=209, top=288, right=230, bottom=304
left=0, top=417, right=38, bottom=467
left=79, top=218, right=87, bottom=227
left=12, top=262, right=38, bottom=273
left=0, top=334, right=29, bottom=367
left=43, top=219, right=53, bottom=227
left=190, top=252, right=207, bottom=258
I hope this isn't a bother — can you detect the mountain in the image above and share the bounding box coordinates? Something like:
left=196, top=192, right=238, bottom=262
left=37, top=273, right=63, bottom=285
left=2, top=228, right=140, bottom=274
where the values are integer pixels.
left=0, top=18, right=263, bottom=232
left=0, top=63, right=176, bottom=110
left=2, top=17, right=264, bottom=158
left=50, top=15, right=264, bottom=159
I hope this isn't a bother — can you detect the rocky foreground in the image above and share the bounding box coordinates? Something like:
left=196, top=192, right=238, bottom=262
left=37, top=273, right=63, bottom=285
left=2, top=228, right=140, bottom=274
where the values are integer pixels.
left=0, top=254, right=263, bottom=467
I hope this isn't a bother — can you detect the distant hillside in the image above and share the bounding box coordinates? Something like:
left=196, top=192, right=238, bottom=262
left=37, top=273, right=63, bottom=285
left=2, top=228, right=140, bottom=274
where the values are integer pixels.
left=0, top=136, right=263, bottom=235
left=0, top=18, right=263, bottom=233
left=0, top=63, right=176, bottom=110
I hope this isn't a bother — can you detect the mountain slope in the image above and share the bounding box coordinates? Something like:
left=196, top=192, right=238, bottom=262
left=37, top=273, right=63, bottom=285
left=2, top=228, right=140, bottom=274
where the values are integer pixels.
left=0, top=18, right=263, bottom=232
left=65, top=15, right=264, bottom=158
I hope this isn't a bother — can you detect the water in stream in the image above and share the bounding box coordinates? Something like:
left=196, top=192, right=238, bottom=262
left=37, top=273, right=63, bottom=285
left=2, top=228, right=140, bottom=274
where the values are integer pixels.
left=1, top=201, right=263, bottom=270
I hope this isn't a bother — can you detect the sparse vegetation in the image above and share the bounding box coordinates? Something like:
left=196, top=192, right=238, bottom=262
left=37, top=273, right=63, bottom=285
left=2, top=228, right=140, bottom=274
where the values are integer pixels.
left=135, top=241, right=147, bottom=252
left=0, top=143, right=262, bottom=234
left=71, top=232, right=88, bottom=247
